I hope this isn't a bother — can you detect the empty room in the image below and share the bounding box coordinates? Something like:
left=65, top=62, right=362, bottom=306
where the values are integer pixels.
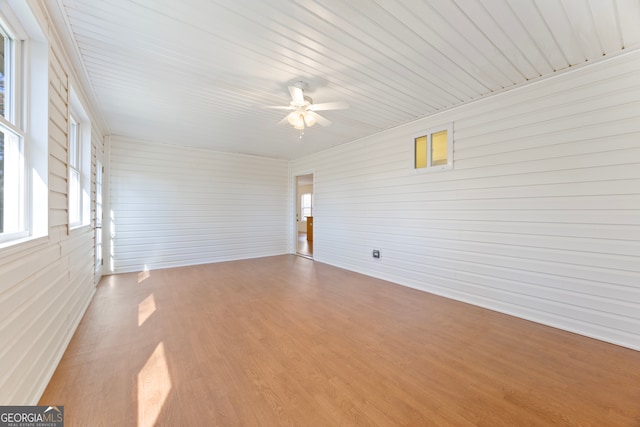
left=1, top=0, right=639, bottom=425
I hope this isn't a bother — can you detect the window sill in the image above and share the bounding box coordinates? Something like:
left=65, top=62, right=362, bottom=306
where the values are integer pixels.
left=69, top=223, right=91, bottom=233
left=412, top=163, right=454, bottom=173
left=0, top=234, right=49, bottom=254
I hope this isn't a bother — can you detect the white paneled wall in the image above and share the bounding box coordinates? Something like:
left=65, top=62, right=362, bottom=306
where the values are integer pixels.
left=108, top=138, right=289, bottom=273
left=291, top=51, right=640, bottom=351
left=0, top=3, right=104, bottom=404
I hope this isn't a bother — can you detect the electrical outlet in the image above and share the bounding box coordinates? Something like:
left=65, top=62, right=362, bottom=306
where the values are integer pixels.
left=372, top=249, right=380, bottom=259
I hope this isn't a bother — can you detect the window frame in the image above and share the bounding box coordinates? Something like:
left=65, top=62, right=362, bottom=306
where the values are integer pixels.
left=95, top=159, right=103, bottom=270
left=68, top=114, right=81, bottom=227
left=0, top=0, right=49, bottom=249
left=68, top=86, right=91, bottom=231
left=0, top=10, right=27, bottom=243
left=411, top=122, right=454, bottom=172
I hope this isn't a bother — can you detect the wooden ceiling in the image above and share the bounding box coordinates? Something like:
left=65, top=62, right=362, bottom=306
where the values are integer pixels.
left=49, top=0, right=640, bottom=159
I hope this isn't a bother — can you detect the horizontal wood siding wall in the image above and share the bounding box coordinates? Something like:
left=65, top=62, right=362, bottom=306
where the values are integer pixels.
left=108, top=138, right=289, bottom=273
left=291, top=51, right=640, bottom=351
left=0, top=8, right=103, bottom=405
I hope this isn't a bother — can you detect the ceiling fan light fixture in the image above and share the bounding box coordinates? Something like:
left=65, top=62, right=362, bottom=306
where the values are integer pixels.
left=303, top=112, right=316, bottom=127
left=287, top=111, right=303, bottom=127
left=275, top=81, right=345, bottom=132
left=288, top=112, right=305, bottom=129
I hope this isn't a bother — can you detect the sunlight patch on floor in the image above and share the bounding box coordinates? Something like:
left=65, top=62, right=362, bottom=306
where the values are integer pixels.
left=138, top=265, right=151, bottom=283
left=138, top=293, right=156, bottom=327
left=137, top=342, right=172, bottom=427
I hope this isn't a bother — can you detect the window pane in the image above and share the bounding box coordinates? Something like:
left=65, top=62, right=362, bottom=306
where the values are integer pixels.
left=0, top=127, right=24, bottom=234
left=96, top=161, right=102, bottom=228
left=96, top=160, right=102, bottom=267
left=415, top=135, right=427, bottom=169
left=69, top=119, right=79, bottom=168
left=301, top=193, right=312, bottom=219
left=69, top=168, right=80, bottom=225
left=431, top=130, right=448, bottom=166
left=0, top=33, right=5, bottom=118
left=0, top=130, right=3, bottom=232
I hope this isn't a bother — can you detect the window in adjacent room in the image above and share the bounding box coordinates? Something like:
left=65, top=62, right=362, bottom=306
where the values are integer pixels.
left=413, top=123, right=453, bottom=171
left=301, top=193, right=312, bottom=221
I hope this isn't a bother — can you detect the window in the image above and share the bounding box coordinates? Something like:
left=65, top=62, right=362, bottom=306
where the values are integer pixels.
left=68, top=86, right=91, bottom=229
left=0, top=16, right=25, bottom=241
left=95, top=160, right=103, bottom=269
left=0, top=2, right=48, bottom=246
left=68, top=115, right=81, bottom=226
left=301, top=193, right=312, bottom=221
left=413, top=123, right=453, bottom=171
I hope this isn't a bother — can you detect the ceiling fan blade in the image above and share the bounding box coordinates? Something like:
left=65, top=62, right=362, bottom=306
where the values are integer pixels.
left=307, top=111, right=331, bottom=127
left=276, top=115, right=290, bottom=126
left=288, top=85, right=305, bottom=105
left=308, top=101, right=349, bottom=111
left=265, top=105, right=293, bottom=110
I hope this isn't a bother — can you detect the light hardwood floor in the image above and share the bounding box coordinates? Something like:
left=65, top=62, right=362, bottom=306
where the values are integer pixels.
left=40, top=255, right=640, bottom=426
left=296, top=232, right=312, bottom=257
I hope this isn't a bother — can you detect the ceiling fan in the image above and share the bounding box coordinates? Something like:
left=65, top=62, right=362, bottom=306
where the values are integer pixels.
left=270, top=81, right=348, bottom=133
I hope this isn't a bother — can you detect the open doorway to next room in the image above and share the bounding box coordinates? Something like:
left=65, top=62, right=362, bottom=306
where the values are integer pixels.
left=296, top=174, right=313, bottom=258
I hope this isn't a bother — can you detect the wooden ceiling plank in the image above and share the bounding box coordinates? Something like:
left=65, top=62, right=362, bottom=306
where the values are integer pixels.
left=616, top=0, right=640, bottom=48
left=369, top=0, right=491, bottom=98
left=588, top=0, right=624, bottom=54
left=482, top=0, right=554, bottom=77
left=330, top=0, right=474, bottom=104
left=121, top=0, right=442, bottom=116
left=429, top=0, right=523, bottom=87
left=395, top=0, right=506, bottom=92
left=285, top=0, right=457, bottom=110
left=454, top=0, right=539, bottom=81
left=534, top=0, right=588, bottom=66
left=560, top=0, right=604, bottom=61
left=53, top=0, right=637, bottom=160
left=508, top=0, right=570, bottom=72
left=72, top=10, right=420, bottom=120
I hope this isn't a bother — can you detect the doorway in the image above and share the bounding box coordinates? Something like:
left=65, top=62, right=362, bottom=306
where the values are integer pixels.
left=295, top=174, right=313, bottom=258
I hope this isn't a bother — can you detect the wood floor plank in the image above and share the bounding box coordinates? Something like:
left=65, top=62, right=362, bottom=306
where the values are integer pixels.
left=40, top=255, right=640, bottom=426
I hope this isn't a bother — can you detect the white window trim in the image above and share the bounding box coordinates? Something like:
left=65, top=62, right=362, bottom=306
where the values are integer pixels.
left=95, top=159, right=103, bottom=271
left=68, top=85, right=91, bottom=231
left=0, top=1, right=48, bottom=247
left=0, top=13, right=25, bottom=243
left=68, top=114, right=81, bottom=228
left=0, top=126, right=27, bottom=243
left=411, top=122, right=454, bottom=172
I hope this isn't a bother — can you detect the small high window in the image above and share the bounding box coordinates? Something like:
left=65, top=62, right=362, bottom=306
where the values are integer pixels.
left=413, top=123, right=453, bottom=171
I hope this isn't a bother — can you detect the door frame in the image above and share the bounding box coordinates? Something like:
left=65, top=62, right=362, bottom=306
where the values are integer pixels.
left=291, top=170, right=315, bottom=257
